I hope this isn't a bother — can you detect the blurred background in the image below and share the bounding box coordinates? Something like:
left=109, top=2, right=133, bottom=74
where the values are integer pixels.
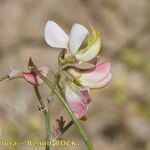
left=0, top=0, right=150, bottom=150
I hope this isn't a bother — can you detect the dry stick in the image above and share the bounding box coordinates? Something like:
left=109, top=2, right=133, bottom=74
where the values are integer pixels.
left=34, top=86, right=51, bottom=150
left=31, top=67, right=94, bottom=150
left=61, top=120, right=74, bottom=134
left=52, top=120, right=74, bottom=141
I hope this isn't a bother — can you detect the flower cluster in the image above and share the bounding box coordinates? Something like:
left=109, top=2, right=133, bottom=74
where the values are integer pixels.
left=0, top=20, right=112, bottom=149
left=44, top=21, right=112, bottom=119
left=8, top=21, right=111, bottom=120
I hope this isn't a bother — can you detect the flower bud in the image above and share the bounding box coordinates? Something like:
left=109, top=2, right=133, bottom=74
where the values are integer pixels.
left=22, top=66, right=49, bottom=86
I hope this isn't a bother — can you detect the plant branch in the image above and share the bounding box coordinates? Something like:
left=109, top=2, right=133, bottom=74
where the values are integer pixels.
left=34, top=86, right=51, bottom=150
left=34, top=86, right=45, bottom=109
left=31, top=66, right=94, bottom=150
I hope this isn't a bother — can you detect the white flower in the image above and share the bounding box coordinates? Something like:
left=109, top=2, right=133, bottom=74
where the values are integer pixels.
left=44, top=21, right=101, bottom=62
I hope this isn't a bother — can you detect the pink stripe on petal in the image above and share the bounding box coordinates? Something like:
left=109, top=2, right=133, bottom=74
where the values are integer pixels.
left=80, top=88, right=91, bottom=104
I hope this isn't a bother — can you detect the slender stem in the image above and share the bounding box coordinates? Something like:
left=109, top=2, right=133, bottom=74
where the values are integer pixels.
left=0, top=75, right=9, bottom=82
left=34, top=86, right=51, bottom=150
left=44, top=110, right=51, bottom=150
left=31, top=67, right=94, bottom=150
left=34, top=86, right=45, bottom=109
left=48, top=75, right=59, bottom=106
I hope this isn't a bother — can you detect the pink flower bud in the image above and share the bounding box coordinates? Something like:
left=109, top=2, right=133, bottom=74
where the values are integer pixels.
left=65, top=82, right=91, bottom=119
left=22, top=67, right=49, bottom=86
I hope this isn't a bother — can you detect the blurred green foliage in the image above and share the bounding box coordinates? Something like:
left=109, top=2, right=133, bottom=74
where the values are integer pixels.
left=120, top=48, right=150, bottom=78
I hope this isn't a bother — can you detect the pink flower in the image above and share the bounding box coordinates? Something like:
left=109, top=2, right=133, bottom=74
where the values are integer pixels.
left=65, top=82, right=91, bottom=119
left=69, top=61, right=112, bottom=89
left=22, top=67, right=49, bottom=86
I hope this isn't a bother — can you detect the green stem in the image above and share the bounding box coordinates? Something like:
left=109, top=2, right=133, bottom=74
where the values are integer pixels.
left=34, top=86, right=51, bottom=150
left=34, top=86, right=45, bottom=109
left=0, top=75, right=9, bottom=82
left=31, top=67, right=94, bottom=150
left=44, top=110, right=51, bottom=150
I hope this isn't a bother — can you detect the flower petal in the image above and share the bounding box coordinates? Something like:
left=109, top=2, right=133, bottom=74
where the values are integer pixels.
left=23, top=67, right=49, bottom=86
left=63, top=61, right=96, bottom=73
left=80, top=88, right=91, bottom=104
left=94, top=73, right=112, bottom=88
left=69, top=24, right=89, bottom=54
left=65, top=83, right=89, bottom=119
left=44, top=21, right=69, bottom=48
left=68, top=61, right=111, bottom=88
left=69, top=101, right=87, bottom=119
left=69, top=61, right=111, bottom=83
left=76, top=29, right=101, bottom=62
left=79, top=61, right=111, bottom=83
left=82, top=73, right=112, bottom=88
